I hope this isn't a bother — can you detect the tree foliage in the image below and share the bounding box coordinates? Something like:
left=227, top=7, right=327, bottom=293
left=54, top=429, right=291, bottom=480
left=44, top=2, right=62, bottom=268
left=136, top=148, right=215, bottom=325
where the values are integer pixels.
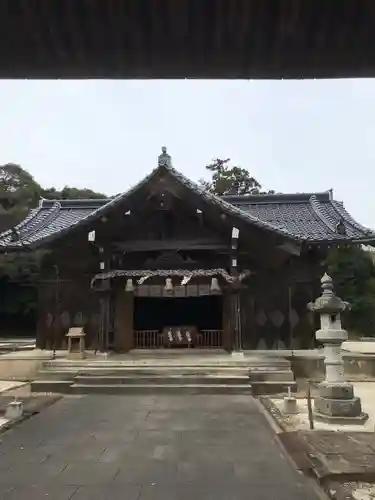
left=0, top=163, right=107, bottom=233
left=42, top=186, right=106, bottom=200
left=0, top=163, right=107, bottom=318
left=0, top=250, right=47, bottom=281
left=0, top=163, right=43, bottom=230
left=201, top=158, right=274, bottom=196
left=0, top=163, right=42, bottom=209
left=326, top=246, right=375, bottom=337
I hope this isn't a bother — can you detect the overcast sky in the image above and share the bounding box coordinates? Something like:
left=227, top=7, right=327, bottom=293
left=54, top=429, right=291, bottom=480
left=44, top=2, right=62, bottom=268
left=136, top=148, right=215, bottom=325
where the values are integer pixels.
left=0, top=79, right=373, bottom=228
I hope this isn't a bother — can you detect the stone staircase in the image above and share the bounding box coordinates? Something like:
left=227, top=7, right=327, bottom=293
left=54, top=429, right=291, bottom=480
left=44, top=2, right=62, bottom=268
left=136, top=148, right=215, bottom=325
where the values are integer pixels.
left=31, top=352, right=296, bottom=396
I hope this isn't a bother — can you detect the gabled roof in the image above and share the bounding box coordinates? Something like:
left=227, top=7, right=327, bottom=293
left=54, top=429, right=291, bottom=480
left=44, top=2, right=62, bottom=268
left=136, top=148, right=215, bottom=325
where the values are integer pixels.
left=0, top=163, right=374, bottom=250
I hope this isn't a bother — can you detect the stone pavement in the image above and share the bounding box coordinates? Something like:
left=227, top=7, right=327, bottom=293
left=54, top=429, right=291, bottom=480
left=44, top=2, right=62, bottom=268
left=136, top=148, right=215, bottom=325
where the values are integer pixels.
left=0, top=395, right=323, bottom=499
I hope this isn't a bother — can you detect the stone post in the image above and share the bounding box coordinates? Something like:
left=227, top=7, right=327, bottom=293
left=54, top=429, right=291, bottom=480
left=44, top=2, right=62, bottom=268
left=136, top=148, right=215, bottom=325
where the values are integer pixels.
left=308, top=273, right=368, bottom=423
left=66, top=327, right=86, bottom=360
left=5, top=400, right=24, bottom=420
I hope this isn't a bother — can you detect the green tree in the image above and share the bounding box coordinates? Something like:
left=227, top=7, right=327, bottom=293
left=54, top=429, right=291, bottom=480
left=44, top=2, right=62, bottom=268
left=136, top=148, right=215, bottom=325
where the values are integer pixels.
left=0, top=250, right=47, bottom=314
left=42, top=186, right=107, bottom=200
left=0, top=164, right=107, bottom=322
left=0, top=163, right=42, bottom=230
left=326, top=246, right=375, bottom=337
left=201, top=158, right=274, bottom=196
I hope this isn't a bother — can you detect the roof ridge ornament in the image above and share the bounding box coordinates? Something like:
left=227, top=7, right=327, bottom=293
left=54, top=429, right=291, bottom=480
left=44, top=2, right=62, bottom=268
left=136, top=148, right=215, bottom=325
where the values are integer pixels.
left=158, top=146, right=172, bottom=168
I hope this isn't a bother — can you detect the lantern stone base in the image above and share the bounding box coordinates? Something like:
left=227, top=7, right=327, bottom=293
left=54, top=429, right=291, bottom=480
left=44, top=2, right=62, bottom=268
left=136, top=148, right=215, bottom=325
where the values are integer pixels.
left=314, top=394, right=368, bottom=424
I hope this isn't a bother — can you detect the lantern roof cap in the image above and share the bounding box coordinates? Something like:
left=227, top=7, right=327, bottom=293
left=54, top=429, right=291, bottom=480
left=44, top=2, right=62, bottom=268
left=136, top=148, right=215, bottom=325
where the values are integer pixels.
left=308, top=273, right=350, bottom=315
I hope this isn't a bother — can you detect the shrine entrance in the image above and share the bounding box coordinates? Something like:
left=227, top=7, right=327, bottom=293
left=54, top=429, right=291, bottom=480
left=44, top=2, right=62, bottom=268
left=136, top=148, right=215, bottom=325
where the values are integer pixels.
left=133, top=295, right=223, bottom=349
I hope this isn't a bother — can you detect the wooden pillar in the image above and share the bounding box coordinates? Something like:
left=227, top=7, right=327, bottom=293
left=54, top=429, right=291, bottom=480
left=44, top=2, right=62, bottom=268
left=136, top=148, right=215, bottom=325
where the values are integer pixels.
left=96, top=279, right=111, bottom=352
left=232, top=292, right=242, bottom=351
left=36, top=282, right=49, bottom=349
left=229, top=226, right=242, bottom=352
left=114, top=288, right=134, bottom=351
left=287, top=284, right=293, bottom=350
left=222, top=292, right=233, bottom=351
left=240, top=290, right=256, bottom=349
left=98, top=296, right=106, bottom=351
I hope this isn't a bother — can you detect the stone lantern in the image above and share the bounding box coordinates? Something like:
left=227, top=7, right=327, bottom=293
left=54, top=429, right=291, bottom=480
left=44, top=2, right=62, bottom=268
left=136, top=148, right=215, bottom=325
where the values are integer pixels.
left=308, top=273, right=368, bottom=423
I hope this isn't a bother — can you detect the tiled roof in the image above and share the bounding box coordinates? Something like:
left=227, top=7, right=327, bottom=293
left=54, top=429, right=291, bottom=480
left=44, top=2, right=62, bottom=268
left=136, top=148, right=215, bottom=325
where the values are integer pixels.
left=0, top=164, right=374, bottom=250
left=224, top=193, right=375, bottom=243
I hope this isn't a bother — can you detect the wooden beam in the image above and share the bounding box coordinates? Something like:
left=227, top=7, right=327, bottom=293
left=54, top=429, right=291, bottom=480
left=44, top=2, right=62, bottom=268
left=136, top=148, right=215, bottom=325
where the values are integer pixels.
left=66, top=0, right=86, bottom=66
left=84, top=0, right=100, bottom=75
left=42, top=2, right=68, bottom=65
left=22, top=0, right=46, bottom=67
left=238, top=0, right=253, bottom=72
left=336, top=1, right=356, bottom=54
left=253, top=0, right=267, bottom=68
left=111, top=239, right=228, bottom=252
left=130, top=0, right=143, bottom=71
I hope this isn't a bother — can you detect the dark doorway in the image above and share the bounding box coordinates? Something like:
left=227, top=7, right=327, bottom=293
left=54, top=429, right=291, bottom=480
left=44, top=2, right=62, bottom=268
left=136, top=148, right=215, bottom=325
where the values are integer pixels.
left=133, top=296, right=222, bottom=332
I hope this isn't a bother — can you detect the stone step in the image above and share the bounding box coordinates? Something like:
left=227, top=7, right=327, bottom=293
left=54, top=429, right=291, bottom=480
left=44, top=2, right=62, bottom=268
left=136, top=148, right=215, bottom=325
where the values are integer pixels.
left=36, top=370, right=78, bottom=380
left=70, top=384, right=253, bottom=395
left=37, top=368, right=251, bottom=379
left=38, top=366, right=293, bottom=378
left=74, top=368, right=250, bottom=377
left=35, top=355, right=294, bottom=395
left=43, top=362, right=291, bottom=372
left=250, top=380, right=297, bottom=395
left=249, top=370, right=294, bottom=382
left=44, top=360, right=291, bottom=369
left=31, top=380, right=72, bottom=394
left=42, top=366, right=251, bottom=373
left=74, top=375, right=249, bottom=385
left=31, top=378, right=295, bottom=396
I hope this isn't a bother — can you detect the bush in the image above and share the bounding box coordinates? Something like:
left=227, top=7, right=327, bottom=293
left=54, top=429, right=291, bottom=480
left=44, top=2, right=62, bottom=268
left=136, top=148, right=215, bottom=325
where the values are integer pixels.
left=326, top=246, right=375, bottom=337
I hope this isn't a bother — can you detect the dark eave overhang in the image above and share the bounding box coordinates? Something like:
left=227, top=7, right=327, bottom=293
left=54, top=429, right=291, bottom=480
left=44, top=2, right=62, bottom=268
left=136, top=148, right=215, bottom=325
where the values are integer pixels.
left=0, top=0, right=374, bottom=79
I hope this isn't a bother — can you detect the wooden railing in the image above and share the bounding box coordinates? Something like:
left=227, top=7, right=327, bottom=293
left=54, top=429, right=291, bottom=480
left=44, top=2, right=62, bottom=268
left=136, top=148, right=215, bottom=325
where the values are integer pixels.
left=197, top=330, right=223, bottom=348
left=134, top=329, right=223, bottom=349
left=134, top=330, right=163, bottom=349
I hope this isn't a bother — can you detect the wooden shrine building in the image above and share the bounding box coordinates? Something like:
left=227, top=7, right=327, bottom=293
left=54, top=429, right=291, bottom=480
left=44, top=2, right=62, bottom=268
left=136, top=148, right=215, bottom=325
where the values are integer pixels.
left=0, top=149, right=374, bottom=352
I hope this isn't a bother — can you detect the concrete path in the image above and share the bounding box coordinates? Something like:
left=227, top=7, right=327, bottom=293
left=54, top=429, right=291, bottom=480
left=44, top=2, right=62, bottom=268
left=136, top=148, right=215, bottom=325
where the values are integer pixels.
left=0, top=395, right=323, bottom=499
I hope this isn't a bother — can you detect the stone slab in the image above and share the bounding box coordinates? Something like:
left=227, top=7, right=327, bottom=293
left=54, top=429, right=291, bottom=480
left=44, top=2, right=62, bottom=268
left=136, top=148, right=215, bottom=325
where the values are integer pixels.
left=299, top=431, right=375, bottom=481
left=0, top=395, right=322, bottom=499
left=349, top=481, right=375, bottom=500
left=342, top=341, right=375, bottom=354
